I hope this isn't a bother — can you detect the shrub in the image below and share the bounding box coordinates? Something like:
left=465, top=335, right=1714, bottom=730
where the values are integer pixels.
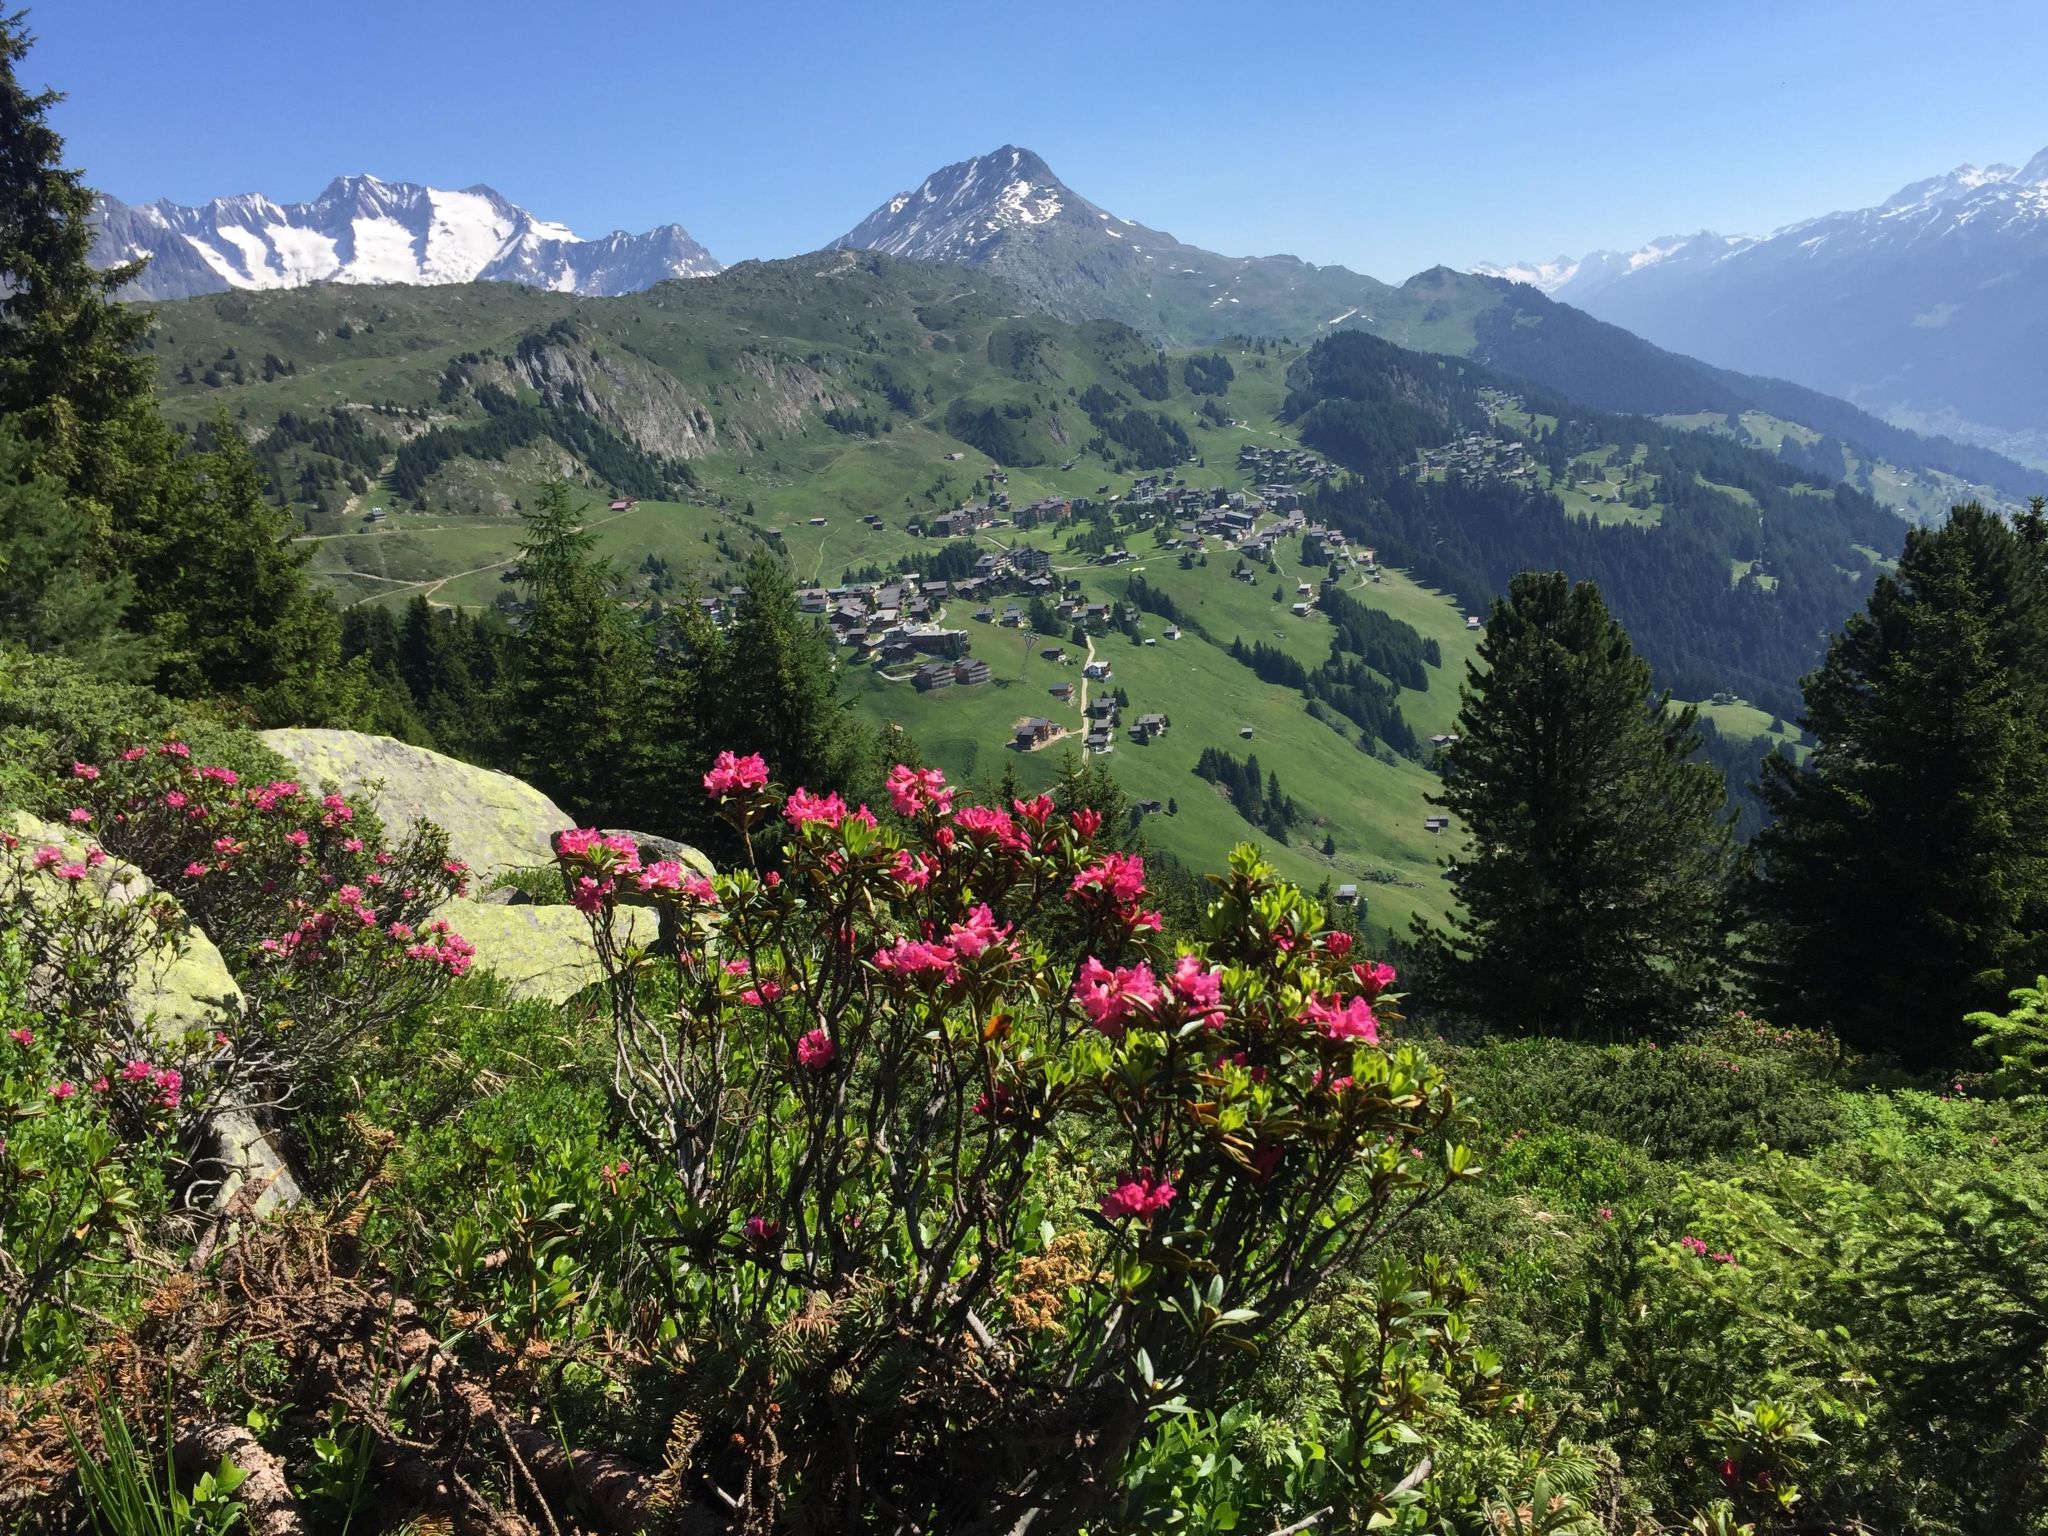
left=537, top=755, right=1481, bottom=1529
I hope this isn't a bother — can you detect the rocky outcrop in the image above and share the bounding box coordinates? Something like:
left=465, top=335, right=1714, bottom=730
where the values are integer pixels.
left=500, top=332, right=721, bottom=460
left=445, top=903, right=654, bottom=1002
left=258, top=729, right=572, bottom=885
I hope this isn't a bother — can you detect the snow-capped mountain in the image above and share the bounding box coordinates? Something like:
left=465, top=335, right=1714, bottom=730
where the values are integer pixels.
left=1474, top=149, right=2048, bottom=458
left=91, top=175, right=721, bottom=300
left=830, top=146, right=1392, bottom=344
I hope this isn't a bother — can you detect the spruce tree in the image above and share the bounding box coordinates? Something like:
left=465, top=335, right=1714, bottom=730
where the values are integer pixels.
left=0, top=420, right=145, bottom=676
left=1749, top=502, right=2048, bottom=1067
left=708, top=551, right=866, bottom=795
left=508, top=480, right=650, bottom=824
left=122, top=413, right=339, bottom=714
left=1417, top=570, right=1732, bottom=1038
left=0, top=16, right=169, bottom=540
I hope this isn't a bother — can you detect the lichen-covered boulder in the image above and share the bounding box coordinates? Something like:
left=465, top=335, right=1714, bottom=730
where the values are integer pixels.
left=4, top=814, right=299, bottom=1216
left=445, top=903, right=654, bottom=1002
left=257, top=728, right=572, bottom=885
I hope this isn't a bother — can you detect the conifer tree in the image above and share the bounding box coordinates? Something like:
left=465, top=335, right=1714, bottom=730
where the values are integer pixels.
left=1749, top=502, right=2048, bottom=1067
left=1417, top=570, right=1731, bottom=1038
left=0, top=420, right=145, bottom=676
left=119, top=414, right=339, bottom=713
left=508, top=480, right=649, bottom=824
left=0, top=16, right=169, bottom=541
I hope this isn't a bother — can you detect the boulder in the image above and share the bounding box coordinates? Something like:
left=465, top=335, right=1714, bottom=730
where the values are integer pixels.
left=443, top=903, right=654, bottom=1002
left=5, top=814, right=299, bottom=1216
left=258, top=728, right=572, bottom=884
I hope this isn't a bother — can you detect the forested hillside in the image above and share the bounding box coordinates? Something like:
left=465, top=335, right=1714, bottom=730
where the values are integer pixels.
left=1285, top=330, right=1905, bottom=717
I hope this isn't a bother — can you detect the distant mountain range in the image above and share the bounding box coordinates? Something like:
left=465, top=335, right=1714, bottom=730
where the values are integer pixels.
left=1476, top=149, right=2048, bottom=462
left=89, top=175, right=722, bottom=300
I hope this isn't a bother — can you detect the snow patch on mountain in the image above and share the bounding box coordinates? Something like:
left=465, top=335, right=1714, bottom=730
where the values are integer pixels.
left=91, top=174, right=722, bottom=301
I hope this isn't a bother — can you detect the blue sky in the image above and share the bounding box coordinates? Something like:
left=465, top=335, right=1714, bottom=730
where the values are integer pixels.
left=32, top=0, right=2048, bottom=279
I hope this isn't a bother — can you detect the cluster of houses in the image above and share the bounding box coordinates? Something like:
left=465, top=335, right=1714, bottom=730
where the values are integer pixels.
left=1413, top=433, right=1533, bottom=479
left=912, top=495, right=1076, bottom=540
left=1236, top=444, right=1335, bottom=486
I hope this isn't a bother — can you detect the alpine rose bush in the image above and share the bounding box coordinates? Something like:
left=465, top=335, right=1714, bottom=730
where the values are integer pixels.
left=556, top=755, right=1475, bottom=1530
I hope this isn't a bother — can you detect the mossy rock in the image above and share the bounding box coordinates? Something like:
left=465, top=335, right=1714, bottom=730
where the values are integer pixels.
left=258, top=728, right=573, bottom=883
left=444, top=903, right=655, bottom=1002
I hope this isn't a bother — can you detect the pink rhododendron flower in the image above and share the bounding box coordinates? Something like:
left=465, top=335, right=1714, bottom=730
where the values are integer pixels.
left=183, top=862, right=210, bottom=878
left=953, top=804, right=1026, bottom=851
left=724, top=959, right=751, bottom=976
left=637, top=859, right=685, bottom=894
left=1323, top=930, right=1353, bottom=959
left=56, top=863, right=88, bottom=882
left=199, top=765, right=238, bottom=785
left=1168, top=953, right=1226, bottom=1025
left=30, top=846, right=61, bottom=870
left=1099, top=1172, right=1176, bottom=1225
left=946, top=904, right=1012, bottom=961
left=557, top=827, right=601, bottom=859
left=70, top=762, right=99, bottom=780
left=744, top=1215, right=779, bottom=1245
left=1352, top=960, right=1397, bottom=999
left=1072, top=851, right=1146, bottom=905
left=1070, top=806, right=1102, bottom=840
left=121, top=1059, right=153, bottom=1084
left=163, top=791, right=187, bottom=810
left=49, top=1080, right=75, bottom=1101
left=1301, top=994, right=1379, bottom=1044
left=67, top=807, right=91, bottom=824
left=286, top=829, right=309, bottom=847
left=889, top=849, right=932, bottom=892
left=86, top=848, right=106, bottom=867
left=704, top=751, right=769, bottom=798
left=681, top=874, right=717, bottom=904
left=8, top=1028, right=31, bottom=1047
left=1072, top=957, right=1162, bottom=1037
left=796, top=1029, right=837, bottom=1069
left=784, top=787, right=849, bottom=829
left=887, top=763, right=954, bottom=819
left=873, top=935, right=960, bottom=985
left=120, top=746, right=146, bottom=762
left=1012, top=793, right=1055, bottom=828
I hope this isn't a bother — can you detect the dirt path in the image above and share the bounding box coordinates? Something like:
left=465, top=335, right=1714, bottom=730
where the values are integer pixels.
left=331, top=507, right=641, bottom=609
left=1076, top=632, right=1098, bottom=720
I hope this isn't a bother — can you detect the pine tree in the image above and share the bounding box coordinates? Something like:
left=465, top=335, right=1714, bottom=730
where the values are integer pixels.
left=507, top=480, right=650, bottom=824
left=1416, top=570, right=1732, bottom=1038
left=1749, top=503, right=2048, bottom=1067
left=0, top=17, right=169, bottom=543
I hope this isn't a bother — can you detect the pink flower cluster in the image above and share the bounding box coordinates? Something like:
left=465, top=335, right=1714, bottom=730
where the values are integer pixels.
left=1072, top=952, right=1223, bottom=1037
left=704, top=751, right=769, bottom=799
left=1100, top=1172, right=1176, bottom=1225
left=1679, top=1235, right=1737, bottom=1265
left=796, top=1028, right=836, bottom=1069
left=887, top=763, right=955, bottom=819
left=873, top=935, right=961, bottom=985
left=404, top=918, right=476, bottom=977
left=785, top=787, right=873, bottom=830
left=1300, top=995, right=1379, bottom=1044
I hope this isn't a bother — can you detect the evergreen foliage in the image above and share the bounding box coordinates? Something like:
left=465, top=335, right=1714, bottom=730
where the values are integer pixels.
left=0, top=420, right=145, bottom=677
left=1418, top=571, right=1733, bottom=1038
left=1749, top=502, right=2048, bottom=1067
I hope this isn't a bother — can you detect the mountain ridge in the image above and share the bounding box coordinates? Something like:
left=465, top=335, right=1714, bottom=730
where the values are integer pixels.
left=90, top=173, right=722, bottom=300
left=1472, top=147, right=2048, bottom=459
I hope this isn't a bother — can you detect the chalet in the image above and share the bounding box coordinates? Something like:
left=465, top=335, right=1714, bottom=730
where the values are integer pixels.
left=1084, top=729, right=1115, bottom=755
left=1015, top=717, right=1056, bottom=749
left=913, top=662, right=955, bottom=692
left=953, top=658, right=992, bottom=686
left=808, top=516, right=828, bottom=526
left=799, top=588, right=830, bottom=614
left=1132, top=712, right=1170, bottom=740
left=1163, top=627, right=1181, bottom=640
left=1001, top=604, right=1025, bottom=627
left=366, top=506, right=387, bottom=523
left=1428, top=733, right=1461, bottom=749
left=1425, top=816, right=1450, bottom=834
left=1048, top=682, right=1076, bottom=703
left=609, top=498, right=637, bottom=512
left=1013, top=546, right=1053, bottom=575
left=1082, top=660, right=1113, bottom=681
left=973, top=606, right=995, bottom=623
left=1291, top=602, right=1311, bottom=617
left=1089, top=697, right=1119, bottom=724
left=1240, top=726, right=1255, bottom=739
left=1335, top=884, right=1359, bottom=906
left=1297, top=582, right=1313, bottom=596
left=1465, top=616, right=1483, bottom=631
left=1040, top=646, right=1067, bottom=662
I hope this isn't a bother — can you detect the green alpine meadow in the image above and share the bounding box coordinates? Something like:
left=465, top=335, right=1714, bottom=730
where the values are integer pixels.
left=4, top=7, right=2048, bottom=1533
